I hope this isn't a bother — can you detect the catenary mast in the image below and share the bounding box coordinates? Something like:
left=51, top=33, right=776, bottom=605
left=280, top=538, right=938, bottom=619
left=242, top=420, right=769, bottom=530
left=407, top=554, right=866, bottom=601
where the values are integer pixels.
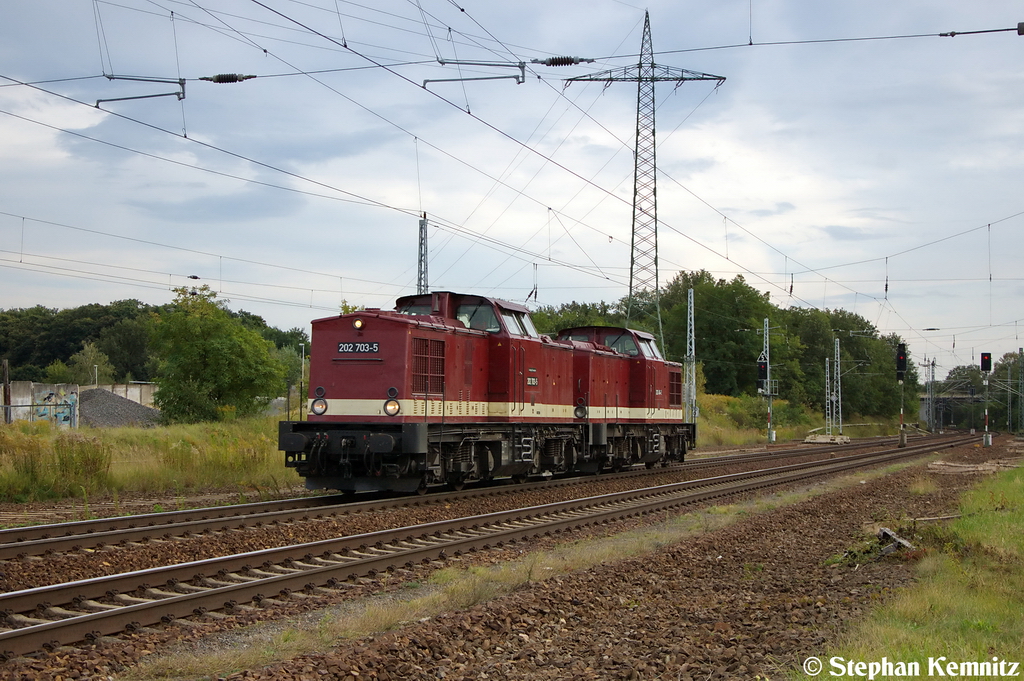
left=566, top=12, right=724, bottom=351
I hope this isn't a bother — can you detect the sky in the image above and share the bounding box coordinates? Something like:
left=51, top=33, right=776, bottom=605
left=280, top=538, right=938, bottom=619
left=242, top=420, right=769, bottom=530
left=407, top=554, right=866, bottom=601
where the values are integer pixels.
left=1, top=1, right=1023, bottom=381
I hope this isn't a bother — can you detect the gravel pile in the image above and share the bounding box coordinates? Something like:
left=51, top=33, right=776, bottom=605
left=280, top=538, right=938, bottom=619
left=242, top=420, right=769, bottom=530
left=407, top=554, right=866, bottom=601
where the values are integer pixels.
left=78, top=388, right=161, bottom=428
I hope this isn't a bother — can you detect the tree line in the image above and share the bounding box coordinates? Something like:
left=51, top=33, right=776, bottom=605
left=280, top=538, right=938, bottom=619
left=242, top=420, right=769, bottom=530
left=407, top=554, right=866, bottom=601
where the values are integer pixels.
left=4, top=273, right=927, bottom=425
left=534, top=270, right=921, bottom=420
left=932, top=351, right=1024, bottom=431
left=1, top=286, right=307, bottom=422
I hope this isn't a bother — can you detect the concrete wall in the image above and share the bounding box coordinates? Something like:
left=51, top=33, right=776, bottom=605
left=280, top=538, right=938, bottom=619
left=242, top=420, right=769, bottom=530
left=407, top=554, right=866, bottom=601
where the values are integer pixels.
left=1, top=381, right=79, bottom=427
left=93, top=383, right=157, bottom=407
left=1, top=382, right=157, bottom=426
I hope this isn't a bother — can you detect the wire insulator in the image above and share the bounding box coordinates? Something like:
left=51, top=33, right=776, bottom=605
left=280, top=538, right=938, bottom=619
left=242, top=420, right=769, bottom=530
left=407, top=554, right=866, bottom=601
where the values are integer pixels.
left=200, top=74, right=256, bottom=83
left=531, top=56, right=594, bottom=67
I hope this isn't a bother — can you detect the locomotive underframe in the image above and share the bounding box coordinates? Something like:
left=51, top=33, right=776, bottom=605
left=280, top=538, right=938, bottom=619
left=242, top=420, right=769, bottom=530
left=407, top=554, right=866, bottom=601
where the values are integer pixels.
left=280, top=420, right=694, bottom=493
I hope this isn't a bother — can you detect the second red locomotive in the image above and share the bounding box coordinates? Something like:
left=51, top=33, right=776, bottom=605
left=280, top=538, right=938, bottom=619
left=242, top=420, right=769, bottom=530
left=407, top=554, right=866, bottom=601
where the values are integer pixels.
left=278, top=291, right=696, bottom=493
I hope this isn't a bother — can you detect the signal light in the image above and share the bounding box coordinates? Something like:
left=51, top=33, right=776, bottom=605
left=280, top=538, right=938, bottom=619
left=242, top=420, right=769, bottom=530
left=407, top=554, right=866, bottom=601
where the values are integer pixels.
left=981, top=352, right=992, bottom=373
left=896, top=343, right=907, bottom=381
left=896, top=344, right=907, bottom=372
left=757, top=360, right=768, bottom=381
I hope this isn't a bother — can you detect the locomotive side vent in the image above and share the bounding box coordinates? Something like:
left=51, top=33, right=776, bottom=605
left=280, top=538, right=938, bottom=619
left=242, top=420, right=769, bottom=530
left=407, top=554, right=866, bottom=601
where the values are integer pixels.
left=669, top=372, right=682, bottom=407
left=413, top=338, right=446, bottom=396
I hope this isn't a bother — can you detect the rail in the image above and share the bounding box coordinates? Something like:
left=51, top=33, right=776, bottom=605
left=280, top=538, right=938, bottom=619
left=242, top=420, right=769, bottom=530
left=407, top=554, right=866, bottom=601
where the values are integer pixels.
left=0, top=435, right=920, bottom=558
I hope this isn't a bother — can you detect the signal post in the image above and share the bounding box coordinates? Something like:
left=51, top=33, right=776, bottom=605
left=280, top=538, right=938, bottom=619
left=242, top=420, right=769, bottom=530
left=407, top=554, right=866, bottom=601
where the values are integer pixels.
left=896, top=343, right=907, bottom=447
left=981, top=352, right=992, bottom=447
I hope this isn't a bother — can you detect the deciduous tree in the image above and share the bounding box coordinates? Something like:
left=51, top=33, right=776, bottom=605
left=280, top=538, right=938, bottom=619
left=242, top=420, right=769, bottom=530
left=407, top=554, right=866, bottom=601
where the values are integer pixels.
left=151, top=286, right=286, bottom=423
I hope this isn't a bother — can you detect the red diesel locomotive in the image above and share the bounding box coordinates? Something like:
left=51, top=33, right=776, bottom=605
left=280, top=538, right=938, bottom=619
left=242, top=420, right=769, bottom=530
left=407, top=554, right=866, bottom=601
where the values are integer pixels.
left=278, top=291, right=696, bottom=493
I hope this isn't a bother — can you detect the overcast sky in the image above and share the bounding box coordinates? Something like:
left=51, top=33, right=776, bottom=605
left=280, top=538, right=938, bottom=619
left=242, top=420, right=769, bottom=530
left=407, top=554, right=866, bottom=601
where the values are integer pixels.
left=1, top=1, right=1022, bottom=379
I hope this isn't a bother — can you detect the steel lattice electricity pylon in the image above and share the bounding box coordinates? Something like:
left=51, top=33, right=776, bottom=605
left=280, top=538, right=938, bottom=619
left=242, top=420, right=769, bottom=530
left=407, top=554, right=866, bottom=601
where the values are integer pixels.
left=566, top=12, right=724, bottom=349
left=417, top=212, right=429, bottom=295
left=685, top=287, right=697, bottom=423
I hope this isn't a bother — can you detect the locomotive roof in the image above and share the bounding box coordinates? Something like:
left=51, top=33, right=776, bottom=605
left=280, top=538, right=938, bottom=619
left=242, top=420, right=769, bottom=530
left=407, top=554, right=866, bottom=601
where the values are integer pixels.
left=557, top=325, right=656, bottom=341
left=308, top=291, right=531, bottom=326
left=394, top=291, right=530, bottom=314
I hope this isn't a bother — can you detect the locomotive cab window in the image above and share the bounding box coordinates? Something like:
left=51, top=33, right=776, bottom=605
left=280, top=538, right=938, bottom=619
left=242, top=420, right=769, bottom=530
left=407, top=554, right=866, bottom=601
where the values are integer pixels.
left=501, top=310, right=540, bottom=338
left=397, top=302, right=431, bottom=316
left=455, top=302, right=500, bottom=333
left=605, top=332, right=639, bottom=356
left=638, top=338, right=663, bottom=359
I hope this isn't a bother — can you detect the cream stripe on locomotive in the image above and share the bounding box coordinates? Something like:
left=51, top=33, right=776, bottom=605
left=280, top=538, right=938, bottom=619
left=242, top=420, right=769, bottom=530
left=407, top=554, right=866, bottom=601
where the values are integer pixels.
left=310, top=398, right=683, bottom=421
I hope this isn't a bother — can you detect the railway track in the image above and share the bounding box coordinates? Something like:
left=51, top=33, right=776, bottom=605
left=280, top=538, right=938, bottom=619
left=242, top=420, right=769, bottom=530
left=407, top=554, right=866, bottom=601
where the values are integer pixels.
left=0, top=434, right=969, bottom=660
left=0, top=435, right=914, bottom=560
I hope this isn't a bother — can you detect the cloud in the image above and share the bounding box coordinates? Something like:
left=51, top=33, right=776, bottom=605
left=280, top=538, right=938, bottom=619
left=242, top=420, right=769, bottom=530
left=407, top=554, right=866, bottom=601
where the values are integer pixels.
left=126, top=184, right=304, bottom=224
left=820, top=225, right=879, bottom=242
left=748, top=202, right=795, bottom=218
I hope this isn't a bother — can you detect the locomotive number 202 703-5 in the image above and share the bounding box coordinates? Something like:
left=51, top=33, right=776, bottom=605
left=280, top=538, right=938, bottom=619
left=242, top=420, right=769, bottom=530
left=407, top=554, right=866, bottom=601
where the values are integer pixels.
left=337, top=342, right=379, bottom=353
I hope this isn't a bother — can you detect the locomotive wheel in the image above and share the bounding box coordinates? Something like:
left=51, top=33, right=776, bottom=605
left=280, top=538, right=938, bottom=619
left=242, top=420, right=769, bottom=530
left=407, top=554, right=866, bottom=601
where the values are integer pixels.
left=449, top=476, right=466, bottom=492
left=511, top=474, right=528, bottom=485
left=416, top=478, right=429, bottom=495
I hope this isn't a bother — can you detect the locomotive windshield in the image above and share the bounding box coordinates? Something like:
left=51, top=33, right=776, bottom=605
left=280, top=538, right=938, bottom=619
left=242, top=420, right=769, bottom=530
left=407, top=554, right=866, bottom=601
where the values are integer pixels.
left=638, top=337, right=663, bottom=359
left=396, top=301, right=431, bottom=316
left=501, top=309, right=540, bottom=338
left=604, top=331, right=639, bottom=356
left=455, top=302, right=501, bottom=332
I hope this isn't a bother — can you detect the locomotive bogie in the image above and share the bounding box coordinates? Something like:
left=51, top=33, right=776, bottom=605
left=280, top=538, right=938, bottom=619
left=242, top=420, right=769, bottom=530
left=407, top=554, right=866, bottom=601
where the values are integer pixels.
left=284, top=420, right=691, bottom=492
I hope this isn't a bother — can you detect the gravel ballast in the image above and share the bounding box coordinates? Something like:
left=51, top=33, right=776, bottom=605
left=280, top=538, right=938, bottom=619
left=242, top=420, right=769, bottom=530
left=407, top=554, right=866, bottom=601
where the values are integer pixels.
left=218, top=453, right=981, bottom=681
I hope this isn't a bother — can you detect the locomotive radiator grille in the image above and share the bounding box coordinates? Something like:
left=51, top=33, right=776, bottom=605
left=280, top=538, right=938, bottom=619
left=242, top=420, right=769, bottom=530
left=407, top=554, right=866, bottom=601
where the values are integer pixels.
left=669, top=372, right=682, bottom=406
left=412, top=338, right=446, bottom=395
left=408, top=398, right=487, bottom=417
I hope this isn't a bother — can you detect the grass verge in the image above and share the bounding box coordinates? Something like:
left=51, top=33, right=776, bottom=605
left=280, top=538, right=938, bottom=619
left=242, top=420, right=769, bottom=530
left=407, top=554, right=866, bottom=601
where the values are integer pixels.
left=811, top=464, right=1024, bottom=677
left=0, top=417, right=301, bottom=504
left=1, top=393, right=899, bottom=505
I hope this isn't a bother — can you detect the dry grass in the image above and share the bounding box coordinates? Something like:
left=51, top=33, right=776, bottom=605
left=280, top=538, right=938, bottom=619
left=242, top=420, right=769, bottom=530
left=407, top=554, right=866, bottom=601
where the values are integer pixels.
left=907, top=474, right=939, bottom=495
left=0, top=417, right=300, bottom=504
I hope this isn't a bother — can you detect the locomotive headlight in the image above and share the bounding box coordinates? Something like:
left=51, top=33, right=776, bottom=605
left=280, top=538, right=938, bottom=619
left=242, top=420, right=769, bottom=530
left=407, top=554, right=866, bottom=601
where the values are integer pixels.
left=574, top=405, right=588, bottom=419
left=383, top=398, right=401, bottom=416
left=310, top=398, right=328, bottom=415
left=352, top=318, right=364, bottom=330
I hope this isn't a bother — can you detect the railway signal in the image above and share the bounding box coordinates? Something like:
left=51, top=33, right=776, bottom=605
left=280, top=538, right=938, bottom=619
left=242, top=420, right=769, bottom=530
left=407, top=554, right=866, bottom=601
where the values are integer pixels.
left=896, top=343, right=907, bottom=382
left=980, top=351, right=993, bottom=447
